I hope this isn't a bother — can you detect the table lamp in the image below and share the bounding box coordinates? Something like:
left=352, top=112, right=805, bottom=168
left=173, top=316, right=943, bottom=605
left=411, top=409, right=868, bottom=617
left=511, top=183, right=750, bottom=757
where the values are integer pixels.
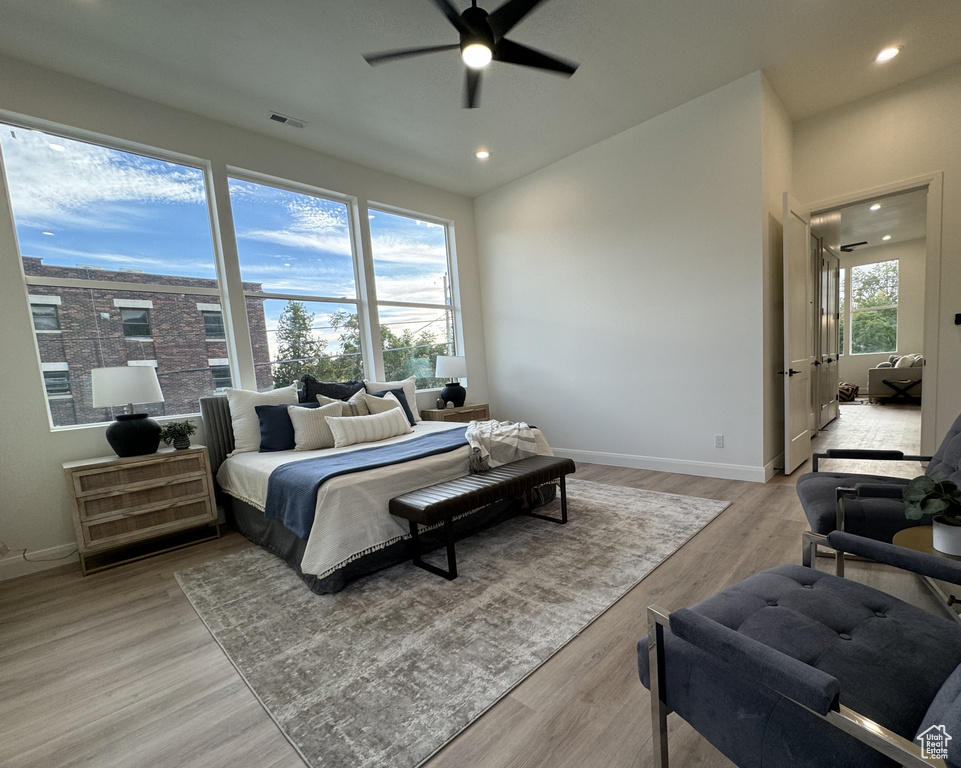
left=91, top=366, right=165, bottom=457
left=435, top=355, right=467, bottom=407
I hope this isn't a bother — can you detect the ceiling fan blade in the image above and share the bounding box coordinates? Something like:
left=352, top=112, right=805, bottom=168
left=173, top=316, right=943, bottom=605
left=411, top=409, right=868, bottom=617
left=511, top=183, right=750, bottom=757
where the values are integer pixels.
left=464, top=68, right=482, bottom=109
left=488, top=0, right=548, bottom=38
left=431, top=0, right=471, bottom=35
left=363, top=43, right=460, bottom=66
left=494, top=37, right=578, bottom=75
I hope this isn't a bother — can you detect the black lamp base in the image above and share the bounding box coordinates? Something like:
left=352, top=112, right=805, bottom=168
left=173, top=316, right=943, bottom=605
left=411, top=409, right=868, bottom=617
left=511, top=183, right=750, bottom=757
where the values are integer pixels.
left=105, top=413, right=162, bottom=457
left=440, top=382, right=467, bottom=408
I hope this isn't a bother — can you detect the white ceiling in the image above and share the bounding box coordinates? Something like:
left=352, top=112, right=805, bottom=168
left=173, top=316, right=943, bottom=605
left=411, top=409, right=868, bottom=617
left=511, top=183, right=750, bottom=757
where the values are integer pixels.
left=1, top=0, right=960, bottom=198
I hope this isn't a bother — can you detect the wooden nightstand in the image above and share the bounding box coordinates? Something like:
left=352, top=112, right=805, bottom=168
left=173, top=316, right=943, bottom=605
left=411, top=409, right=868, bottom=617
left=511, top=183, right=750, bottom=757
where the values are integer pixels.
left=420, top=403, right=490, bottom=423
left=63, top=445, right=220, bottom=575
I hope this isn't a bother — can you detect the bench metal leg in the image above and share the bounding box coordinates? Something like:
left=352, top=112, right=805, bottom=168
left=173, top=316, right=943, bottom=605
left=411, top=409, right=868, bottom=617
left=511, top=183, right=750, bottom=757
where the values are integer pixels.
left=527, top=475, right=569, bottom=524
left=409, top=519, right=458, bottom=580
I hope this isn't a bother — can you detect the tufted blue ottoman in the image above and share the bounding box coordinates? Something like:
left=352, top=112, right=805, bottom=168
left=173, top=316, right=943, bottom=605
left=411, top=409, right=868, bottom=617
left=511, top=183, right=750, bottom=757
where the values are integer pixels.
left=639, top=561, right=961, bottom=767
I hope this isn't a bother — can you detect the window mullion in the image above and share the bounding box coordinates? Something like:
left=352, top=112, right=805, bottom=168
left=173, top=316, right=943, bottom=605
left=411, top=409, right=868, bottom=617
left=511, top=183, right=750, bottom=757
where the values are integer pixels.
left=354, top=198, right=383, bottom=380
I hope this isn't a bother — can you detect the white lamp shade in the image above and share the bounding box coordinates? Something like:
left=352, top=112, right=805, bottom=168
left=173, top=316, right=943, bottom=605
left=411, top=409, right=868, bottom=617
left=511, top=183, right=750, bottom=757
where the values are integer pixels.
left=91, top=366, right=165, bottom=408
left=435, top=355, right=467, bottom=379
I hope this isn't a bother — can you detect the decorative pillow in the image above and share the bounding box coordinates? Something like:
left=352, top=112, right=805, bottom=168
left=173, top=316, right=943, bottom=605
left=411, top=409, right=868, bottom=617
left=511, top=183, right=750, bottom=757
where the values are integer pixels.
left=314, top=392, right=353, bottom=416
left=299, top=375, right=364, bottom=404
left=369, top=388, right=416, bottom=426
left=365, top=391, right=402, bottom=417
left=287, top=402, right=346, bottom=451
left=895, top=354, right=916, bottom=369
left=225, top=384, right=298, bottom=455
left=365, top=376, right=419, bottom=422
left=326, top=407, right=412, bottom=448
left=256, top=402, right=320, bottom=452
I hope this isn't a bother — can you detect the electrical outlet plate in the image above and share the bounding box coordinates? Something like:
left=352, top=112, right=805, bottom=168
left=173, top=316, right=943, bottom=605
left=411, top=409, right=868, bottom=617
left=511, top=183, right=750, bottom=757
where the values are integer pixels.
left=714, top=434, right=724, bottom=448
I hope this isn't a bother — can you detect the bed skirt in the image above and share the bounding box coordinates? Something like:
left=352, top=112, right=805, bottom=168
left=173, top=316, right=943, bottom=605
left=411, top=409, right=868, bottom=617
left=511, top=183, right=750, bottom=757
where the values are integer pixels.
left=226, top=483, right=555, bottom=594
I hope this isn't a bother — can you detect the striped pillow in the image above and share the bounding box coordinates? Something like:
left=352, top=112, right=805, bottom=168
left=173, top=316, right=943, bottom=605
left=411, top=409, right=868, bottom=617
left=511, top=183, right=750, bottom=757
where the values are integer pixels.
left=288, top=402, right=346, bottom=451
left=326, top=407, right=412, bottom=448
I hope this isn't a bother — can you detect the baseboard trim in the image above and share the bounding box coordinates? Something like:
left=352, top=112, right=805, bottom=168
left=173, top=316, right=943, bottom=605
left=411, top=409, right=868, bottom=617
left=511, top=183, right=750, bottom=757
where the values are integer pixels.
left=764, top=453, right=784, bottom=482
left=552, top=447, right=768, bottom=483
left=0, top=543, right=78, bottom=581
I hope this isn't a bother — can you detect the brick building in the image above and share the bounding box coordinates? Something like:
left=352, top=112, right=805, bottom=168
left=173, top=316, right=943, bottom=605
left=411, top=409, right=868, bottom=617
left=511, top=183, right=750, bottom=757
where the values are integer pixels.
left=24, top=257, right=272, bottom=427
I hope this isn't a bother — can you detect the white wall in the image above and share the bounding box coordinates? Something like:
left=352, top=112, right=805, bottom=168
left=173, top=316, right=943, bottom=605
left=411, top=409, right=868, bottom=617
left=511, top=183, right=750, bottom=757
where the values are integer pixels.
left=0, top=54, right=487, bottom=579
left=794, top=63, right=961, bottom=448
left=475, top=73, right=769, bottom=481
left=837, top=238, right=927, bottom=390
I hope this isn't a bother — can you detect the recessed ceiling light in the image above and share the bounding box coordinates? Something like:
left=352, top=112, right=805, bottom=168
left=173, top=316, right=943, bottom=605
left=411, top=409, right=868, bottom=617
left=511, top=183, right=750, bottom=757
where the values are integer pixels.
left=48, top=143, right=66, bottom=151
left=876, top=46, right=900, bottom=62
left=475, top=149, right=490, bottom=159
left=882, top=235, right=892, bottom=241
left=870, top=203, right=881, bottom=211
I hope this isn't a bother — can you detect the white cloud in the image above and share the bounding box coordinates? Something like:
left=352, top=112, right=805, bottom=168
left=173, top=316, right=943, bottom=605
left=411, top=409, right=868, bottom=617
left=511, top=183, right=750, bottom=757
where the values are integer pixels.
left=370, top=234, right=446, bottom=265
left=0, top=127, right=206, bottom=227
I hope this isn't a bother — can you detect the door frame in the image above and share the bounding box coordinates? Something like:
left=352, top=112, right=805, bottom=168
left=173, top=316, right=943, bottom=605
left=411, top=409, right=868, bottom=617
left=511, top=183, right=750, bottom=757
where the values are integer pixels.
left=801, top=172, right=943, bottom=453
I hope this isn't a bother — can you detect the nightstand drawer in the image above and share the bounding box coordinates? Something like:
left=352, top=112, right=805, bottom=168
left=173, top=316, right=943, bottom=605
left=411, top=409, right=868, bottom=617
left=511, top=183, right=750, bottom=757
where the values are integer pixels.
left=72, top=452, right=207, bottom=496
left=78, top=475, right=209, bottom=521
left=82, top=498, right=215, bottom=551
left=420, top=403, right=490, bottom=422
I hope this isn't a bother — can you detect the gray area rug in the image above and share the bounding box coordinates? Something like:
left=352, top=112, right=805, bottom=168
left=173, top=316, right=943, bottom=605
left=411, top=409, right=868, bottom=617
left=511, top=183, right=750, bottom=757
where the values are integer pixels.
left=175, top=479, right=729, bottom=768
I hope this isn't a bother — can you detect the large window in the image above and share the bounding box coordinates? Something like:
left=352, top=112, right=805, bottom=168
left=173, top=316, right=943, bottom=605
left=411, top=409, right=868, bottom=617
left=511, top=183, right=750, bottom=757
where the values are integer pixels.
left=849, top=260, right=899, bottom=354
left=228, top=177, right=362, bottom=388
left=369, top=209, right=455, bottom=388
left=0, top=123, right=228, bottom=427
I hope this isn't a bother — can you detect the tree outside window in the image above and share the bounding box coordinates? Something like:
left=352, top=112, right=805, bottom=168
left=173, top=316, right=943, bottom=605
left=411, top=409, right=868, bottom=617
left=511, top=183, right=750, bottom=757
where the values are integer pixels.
left=849, top=260, right=898, bottom=354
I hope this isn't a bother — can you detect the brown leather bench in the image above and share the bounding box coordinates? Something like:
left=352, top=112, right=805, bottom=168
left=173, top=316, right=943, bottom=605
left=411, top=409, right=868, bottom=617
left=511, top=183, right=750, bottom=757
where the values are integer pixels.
left=388, top=455, right=576, bottom=580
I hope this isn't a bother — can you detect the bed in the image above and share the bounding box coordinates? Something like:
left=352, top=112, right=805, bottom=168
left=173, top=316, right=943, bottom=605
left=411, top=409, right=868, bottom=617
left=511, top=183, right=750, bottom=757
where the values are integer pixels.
left=199, top=396, right=554, bottom=593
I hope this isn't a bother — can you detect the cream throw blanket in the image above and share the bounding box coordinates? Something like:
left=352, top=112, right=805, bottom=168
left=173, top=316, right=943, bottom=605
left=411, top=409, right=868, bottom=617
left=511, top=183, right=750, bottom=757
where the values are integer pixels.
left=465, top=419, right=538, bottom=472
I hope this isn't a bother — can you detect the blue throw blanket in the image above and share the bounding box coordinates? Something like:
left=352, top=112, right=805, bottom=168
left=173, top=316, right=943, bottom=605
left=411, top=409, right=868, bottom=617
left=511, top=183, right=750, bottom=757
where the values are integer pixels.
left=264, top=426, right=469, bottom=539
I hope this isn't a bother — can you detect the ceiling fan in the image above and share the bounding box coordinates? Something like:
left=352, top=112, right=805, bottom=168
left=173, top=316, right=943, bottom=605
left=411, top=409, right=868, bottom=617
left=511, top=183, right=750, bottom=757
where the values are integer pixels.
left=363, top=0, right=579, bottom=108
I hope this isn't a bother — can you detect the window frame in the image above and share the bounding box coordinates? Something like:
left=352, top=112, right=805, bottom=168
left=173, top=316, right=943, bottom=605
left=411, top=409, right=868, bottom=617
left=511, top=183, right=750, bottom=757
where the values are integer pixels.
left=30, top=302, right=61, bottom=332
left=201, top=309, right=226, bottom=339
left=366, top=201, right=462, bottom=386
left=2, top=116, right=233, bottom=429
left=846, top=258, right=900, bottom=356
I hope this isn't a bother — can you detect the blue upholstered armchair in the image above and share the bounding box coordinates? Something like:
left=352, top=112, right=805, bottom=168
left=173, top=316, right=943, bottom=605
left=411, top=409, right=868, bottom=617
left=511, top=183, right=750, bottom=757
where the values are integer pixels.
left=638, top=532, right=961, bottom=768
left=795, top=412, right=961, bottom=564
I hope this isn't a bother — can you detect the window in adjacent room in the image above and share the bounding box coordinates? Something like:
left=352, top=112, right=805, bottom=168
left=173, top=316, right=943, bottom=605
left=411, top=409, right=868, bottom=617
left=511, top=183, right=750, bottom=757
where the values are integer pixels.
left=0, top=122, right=229, bottom=427
left=120, top=308, right=151, bottom=338
left=838, top=268, right=845, bottom=355
left=368, top=208, right=455, bottom=389
left=30, top=302, right=61, bottom=331
left=201, top=309, right=226, bottom=339
left=210, top=365, right=232, bottom=390
left=849, top=259, right=898, bottom=354
left=42, top=369, right=71, bottom=396
left=228, top=175, right=362, bottom=388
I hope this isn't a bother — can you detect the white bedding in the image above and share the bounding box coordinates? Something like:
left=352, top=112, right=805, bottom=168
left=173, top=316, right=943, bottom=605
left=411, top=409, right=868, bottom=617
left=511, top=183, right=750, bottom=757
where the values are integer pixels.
left=217, top=421, right=552, bottom=578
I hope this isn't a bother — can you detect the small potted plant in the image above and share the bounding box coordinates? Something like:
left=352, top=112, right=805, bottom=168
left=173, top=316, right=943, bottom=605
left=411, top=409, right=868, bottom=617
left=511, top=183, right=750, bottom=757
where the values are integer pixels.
left=903, top=473, right=961, bottom=555
left=160, top=420, right=197, bottom=451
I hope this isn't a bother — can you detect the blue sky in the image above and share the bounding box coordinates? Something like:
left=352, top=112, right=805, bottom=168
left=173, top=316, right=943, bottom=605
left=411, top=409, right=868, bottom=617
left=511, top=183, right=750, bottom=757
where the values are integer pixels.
left=0, top=124, right=452, bottom=356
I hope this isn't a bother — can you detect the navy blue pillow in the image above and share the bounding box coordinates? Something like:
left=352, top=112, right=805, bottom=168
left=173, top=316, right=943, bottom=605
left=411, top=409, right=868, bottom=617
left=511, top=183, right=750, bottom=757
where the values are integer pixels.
left=371, top=388, right=416, bottom=426
left=299, top=376, right=364, bottom=404
left=256, top=402, right=320, bottom=452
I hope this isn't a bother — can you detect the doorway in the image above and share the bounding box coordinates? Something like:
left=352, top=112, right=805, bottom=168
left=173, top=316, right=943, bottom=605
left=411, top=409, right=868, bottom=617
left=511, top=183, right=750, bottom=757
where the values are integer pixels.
left=808, top=184, right=932, bottom=454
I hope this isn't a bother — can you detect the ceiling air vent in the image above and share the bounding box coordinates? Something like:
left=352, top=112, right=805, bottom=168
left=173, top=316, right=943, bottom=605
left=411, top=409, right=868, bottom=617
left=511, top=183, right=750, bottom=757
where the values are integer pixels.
left=269, top=112, right=307, bottom=129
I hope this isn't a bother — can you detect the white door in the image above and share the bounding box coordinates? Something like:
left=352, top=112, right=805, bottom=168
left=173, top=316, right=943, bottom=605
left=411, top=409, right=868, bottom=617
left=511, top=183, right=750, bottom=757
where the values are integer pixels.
left=783, top=192, right=814, bottom=474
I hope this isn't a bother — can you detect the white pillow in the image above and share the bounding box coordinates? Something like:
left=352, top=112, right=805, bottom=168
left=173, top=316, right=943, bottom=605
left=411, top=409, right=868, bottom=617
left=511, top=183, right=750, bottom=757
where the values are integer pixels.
left=288, top=402, right=345, bottom=451
left=364, top=376, right=419, bottom=421
left=364, top=391, right=401, bottom=416
left=225, top=384, right=298, bottom=455
left=347, top=387, right=370, bottom=416
left=325, top=407, right=412, bottom=448
left=314, top=392, right=352, bottom=416
left=895, top=354, right=916, bottom=369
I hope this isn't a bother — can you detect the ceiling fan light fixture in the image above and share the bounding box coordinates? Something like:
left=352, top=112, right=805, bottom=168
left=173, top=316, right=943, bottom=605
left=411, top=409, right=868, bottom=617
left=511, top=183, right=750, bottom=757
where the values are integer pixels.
left=462, top=43, right=492, bottom=69
left=876, top=46, right=900, bottom=62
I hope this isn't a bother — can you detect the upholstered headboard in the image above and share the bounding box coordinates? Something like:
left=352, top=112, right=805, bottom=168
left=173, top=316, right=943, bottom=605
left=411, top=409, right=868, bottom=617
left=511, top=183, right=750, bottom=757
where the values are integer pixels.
left=200, top=396, right=234, bottom=478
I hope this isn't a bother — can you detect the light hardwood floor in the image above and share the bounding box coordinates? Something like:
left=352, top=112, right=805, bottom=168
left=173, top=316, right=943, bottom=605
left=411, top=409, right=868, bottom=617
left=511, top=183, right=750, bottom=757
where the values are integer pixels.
left=0, top=405, right=931, bottom=768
